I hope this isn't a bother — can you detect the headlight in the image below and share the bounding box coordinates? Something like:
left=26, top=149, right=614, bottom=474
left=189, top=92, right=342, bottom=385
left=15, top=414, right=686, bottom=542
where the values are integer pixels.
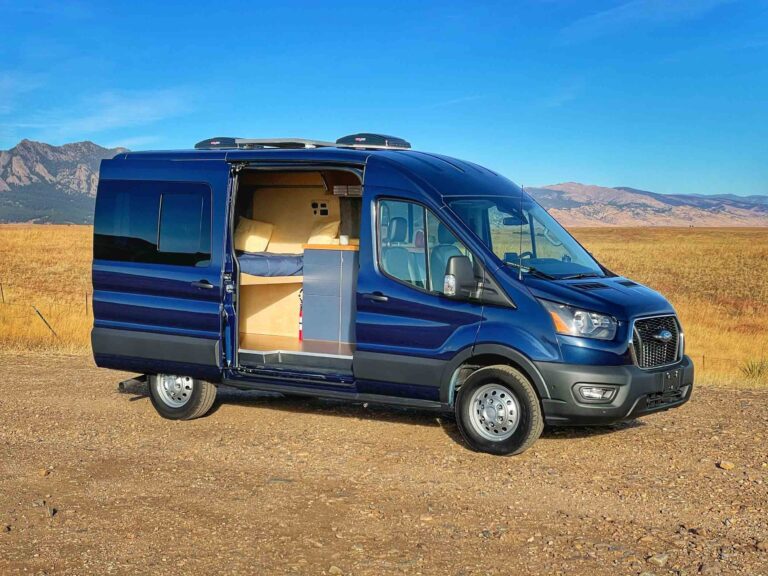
left=539, top=300, right=617, bottom=340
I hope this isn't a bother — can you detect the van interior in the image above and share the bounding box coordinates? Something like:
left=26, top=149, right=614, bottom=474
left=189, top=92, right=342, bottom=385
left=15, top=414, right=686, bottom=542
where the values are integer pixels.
left=232, top=169, right=362, bottom=371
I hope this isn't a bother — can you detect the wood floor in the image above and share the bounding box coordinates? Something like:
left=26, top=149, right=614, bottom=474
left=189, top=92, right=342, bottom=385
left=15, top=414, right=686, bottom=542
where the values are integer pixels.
left=239, top=333, right=354, bottom=357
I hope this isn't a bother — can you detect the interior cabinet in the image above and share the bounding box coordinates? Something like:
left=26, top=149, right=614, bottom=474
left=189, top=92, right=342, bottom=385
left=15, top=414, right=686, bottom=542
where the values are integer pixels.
left=302, top=245, right=358, bottom=343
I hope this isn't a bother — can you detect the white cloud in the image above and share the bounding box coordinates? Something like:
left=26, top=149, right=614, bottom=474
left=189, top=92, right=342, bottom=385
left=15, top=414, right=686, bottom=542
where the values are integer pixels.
left=48, top=89, right=190, bottom=136
left=560, top=0, right=734, bottom=44
left=0, top=72, right=45, bottom=115
left=542, top=79, right=585, bottom=108
left=4, top=88, right=194, bottom=142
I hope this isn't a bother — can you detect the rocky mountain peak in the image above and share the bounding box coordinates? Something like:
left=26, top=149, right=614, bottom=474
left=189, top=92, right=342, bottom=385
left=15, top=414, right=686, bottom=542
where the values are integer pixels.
left=0, top=139, right=128, bottom=223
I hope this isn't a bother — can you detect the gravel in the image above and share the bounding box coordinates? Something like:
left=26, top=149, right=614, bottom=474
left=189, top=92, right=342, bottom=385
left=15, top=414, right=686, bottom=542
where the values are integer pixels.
left=0, top=352, right=766, bottom=575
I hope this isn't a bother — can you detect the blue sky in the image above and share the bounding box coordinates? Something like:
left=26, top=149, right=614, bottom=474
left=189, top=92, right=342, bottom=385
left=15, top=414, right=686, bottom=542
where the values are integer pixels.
left=1, top=0, right=766, bottom=196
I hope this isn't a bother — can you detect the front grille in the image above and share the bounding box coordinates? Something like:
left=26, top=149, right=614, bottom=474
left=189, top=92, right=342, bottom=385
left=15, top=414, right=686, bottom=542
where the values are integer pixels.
left=632, top=315, right=681, bottom=369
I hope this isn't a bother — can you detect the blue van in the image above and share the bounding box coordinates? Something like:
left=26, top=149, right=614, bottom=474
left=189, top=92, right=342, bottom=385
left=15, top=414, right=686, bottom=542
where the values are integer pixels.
left=91, top=133, right=693, bottom=455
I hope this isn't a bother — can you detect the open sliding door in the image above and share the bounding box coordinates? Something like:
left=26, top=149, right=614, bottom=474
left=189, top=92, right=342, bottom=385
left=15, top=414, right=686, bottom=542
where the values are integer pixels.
left=92, top=158, right=233, bottom=381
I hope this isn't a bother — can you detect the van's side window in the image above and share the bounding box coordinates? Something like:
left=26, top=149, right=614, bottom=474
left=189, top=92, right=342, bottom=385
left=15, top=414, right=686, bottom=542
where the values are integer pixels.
left=158, top=192, right=212, bottom=265
left=94, top=180, right=212, bottom=266
left=425, top=211, right=473, bottom=293
left=378, top=200, right=427, bottom=288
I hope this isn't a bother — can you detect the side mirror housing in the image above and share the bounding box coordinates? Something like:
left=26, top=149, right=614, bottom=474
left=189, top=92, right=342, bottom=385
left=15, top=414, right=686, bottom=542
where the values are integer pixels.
left=443, top=255, right=476, bottom=299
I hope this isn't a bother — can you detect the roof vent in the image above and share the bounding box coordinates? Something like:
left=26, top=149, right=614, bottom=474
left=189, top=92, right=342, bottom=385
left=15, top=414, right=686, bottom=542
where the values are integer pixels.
left=335, top=133, right=411, bottom=150
left=195, top=137, right=241, bottom=149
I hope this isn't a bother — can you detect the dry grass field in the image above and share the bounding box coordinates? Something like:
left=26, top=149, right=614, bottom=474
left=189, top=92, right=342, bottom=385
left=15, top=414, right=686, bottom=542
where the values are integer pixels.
left=0, top=225, right=93, bottom=354
left=1, top=224, right=766, bottom=384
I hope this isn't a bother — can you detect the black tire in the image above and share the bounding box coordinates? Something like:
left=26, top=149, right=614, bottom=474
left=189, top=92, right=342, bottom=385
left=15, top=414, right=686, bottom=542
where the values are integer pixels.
left=455, top=365, right=543, bottom=456
left=148, top=374, right=217, bottom=420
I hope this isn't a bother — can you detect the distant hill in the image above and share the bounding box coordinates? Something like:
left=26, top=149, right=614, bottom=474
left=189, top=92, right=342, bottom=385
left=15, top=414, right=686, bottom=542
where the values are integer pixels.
left=1, top=140, right=766, bottom=226
left=525, top=182, right=768, bottom=227
left=0, top=140, right=126, bottom=223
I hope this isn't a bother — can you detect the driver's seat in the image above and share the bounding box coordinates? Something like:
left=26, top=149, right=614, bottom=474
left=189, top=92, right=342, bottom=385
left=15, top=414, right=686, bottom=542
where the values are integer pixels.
left=430, top=223, right=462, bottom=290
left=382, top=216, right=421, bottom=286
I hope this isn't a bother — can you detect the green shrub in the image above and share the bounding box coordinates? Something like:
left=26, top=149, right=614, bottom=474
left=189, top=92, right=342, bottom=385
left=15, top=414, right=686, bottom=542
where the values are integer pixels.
left=740, top=359, right=768, bottom=381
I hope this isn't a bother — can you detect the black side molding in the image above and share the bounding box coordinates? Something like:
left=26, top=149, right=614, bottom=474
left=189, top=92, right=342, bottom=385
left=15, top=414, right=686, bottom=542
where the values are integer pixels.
left=92, top=327, right=220, bottom=367
left=353, top=351, right=445, bottom=388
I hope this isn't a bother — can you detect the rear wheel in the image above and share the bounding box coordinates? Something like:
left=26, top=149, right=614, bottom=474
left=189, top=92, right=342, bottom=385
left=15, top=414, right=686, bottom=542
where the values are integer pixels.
left=148, top=374, right=217, bottom=420
left=455, top=365, right=543, bottom=455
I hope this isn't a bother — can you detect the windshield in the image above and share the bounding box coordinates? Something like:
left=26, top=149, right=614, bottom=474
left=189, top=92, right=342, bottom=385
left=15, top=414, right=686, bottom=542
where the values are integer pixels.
left=447, top=194, right=605, bottom=279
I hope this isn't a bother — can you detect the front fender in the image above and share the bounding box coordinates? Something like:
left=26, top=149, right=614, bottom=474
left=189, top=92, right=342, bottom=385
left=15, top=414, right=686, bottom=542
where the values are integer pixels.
left=440, top=343, right=551, bottom=406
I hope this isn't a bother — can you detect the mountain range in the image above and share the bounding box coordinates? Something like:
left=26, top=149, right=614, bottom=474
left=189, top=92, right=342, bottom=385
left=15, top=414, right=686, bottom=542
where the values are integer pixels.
left=0, top=140, right=126, bottom=223
left=525, top=183, right=768, bottom=227
left=1, top=140, right=766, bottom=226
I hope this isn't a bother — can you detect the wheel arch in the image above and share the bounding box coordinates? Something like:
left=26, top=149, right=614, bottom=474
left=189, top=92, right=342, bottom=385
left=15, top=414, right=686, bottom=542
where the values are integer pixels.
left=441, top=343, right=550, bottom=406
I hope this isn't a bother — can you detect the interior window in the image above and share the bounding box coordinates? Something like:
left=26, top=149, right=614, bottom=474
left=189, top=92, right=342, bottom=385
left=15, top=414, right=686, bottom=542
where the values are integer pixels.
left=488, top=204, right=534, bottom=261
left=378, top=199, right=427, bottom=288
left=426, top=211, right=473, bottom=293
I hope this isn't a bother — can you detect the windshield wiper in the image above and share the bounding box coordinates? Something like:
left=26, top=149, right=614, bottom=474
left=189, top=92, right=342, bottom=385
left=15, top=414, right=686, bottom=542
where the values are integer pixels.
left=504, top=261, right=556, bottom=280
left=559, top=272, right=603, bottom=280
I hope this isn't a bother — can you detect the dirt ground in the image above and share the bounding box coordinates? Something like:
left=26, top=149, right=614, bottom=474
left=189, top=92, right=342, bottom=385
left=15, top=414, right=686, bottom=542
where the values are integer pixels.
left=0, top=353, right=766, bottom=576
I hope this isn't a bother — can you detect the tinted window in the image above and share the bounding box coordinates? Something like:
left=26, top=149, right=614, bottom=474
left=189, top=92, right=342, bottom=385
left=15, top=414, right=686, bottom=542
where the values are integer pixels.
left=94, top=180, right=212, bottom=266
left=378, top=199, right=427, bottom=288
left=425, top=211, right=473, bottom=293
left=159, top=193, right=211, bottom=264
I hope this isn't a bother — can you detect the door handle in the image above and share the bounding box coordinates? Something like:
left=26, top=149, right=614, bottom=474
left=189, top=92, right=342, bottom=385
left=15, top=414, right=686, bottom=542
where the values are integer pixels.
left=191, top=280, right=215, bottom=290
left=363, top=292, right=389, bottom=303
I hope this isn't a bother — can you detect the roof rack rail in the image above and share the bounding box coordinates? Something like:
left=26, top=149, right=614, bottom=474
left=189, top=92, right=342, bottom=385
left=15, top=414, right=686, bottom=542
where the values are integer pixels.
left=194, top=133, right=412, bottom=151
left=194, top=137, right=336, bottom=150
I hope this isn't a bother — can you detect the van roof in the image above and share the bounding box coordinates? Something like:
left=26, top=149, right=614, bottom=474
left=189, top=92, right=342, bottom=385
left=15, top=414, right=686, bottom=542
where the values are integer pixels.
left=112, top=146, right=523, bottom=198
left=116, top=146, right=500, bottom=176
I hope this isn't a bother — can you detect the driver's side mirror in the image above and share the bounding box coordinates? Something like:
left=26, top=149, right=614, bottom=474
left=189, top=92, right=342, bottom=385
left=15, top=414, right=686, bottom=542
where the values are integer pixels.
left=443, top=255, right=476, bottom=299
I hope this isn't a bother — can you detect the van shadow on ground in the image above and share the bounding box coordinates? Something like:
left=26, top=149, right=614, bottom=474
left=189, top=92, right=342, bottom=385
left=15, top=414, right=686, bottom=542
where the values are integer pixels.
left=118, top=381, right=645, bottom=448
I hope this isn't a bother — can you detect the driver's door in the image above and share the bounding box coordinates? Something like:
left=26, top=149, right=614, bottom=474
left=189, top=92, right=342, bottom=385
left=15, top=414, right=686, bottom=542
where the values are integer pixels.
left=354, top=193, right=482, bottom=401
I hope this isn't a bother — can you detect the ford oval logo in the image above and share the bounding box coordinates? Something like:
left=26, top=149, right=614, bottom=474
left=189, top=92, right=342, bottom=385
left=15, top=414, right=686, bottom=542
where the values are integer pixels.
left=654, top=329, right=674, bottom=343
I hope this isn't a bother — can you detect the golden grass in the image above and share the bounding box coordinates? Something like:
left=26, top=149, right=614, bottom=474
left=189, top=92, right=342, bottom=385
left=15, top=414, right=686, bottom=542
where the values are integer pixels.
left=0, top=224, right=93, bottom=353
left=1, top=225, right=766, bottom=385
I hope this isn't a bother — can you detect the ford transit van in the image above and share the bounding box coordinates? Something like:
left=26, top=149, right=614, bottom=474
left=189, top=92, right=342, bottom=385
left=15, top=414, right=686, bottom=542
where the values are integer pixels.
left=92, top=133, right=693, bottom=455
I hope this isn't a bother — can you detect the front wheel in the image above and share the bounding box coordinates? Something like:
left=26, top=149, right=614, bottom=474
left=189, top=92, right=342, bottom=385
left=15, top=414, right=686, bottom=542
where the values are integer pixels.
left=148, top=374, right=217, bottom=420
left=455, top=365, right=543, bottom=455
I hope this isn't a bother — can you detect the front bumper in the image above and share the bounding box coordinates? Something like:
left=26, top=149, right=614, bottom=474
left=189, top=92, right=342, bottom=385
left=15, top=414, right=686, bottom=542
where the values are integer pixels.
left=536, top=355, right=694, bottom=426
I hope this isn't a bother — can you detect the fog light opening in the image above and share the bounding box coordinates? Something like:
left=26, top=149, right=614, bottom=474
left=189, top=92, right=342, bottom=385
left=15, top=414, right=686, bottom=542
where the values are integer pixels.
left=576, top=385, right=617, bottom=403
